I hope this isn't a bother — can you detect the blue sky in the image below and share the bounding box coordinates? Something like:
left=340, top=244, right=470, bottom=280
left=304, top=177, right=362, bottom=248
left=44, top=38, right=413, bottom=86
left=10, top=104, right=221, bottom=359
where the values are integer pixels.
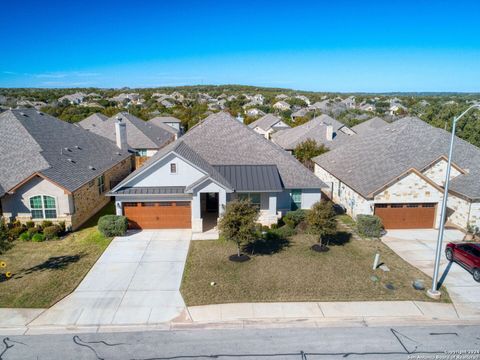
left=1, top=0, right=479, bottom=92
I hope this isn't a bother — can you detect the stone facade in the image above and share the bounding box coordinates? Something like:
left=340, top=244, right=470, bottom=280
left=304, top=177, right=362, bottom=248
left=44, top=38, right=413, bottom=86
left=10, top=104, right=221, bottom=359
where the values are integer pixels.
left=422, top=159, right=462, bottom=186
left=71, top=157, right=132, bottom=230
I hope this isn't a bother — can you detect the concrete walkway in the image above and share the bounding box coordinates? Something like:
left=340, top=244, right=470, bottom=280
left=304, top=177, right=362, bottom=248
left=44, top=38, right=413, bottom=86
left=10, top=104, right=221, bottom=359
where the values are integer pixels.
left=383, top=229, right=480, bottom=319
left=29, top=230, right=191, bottom=327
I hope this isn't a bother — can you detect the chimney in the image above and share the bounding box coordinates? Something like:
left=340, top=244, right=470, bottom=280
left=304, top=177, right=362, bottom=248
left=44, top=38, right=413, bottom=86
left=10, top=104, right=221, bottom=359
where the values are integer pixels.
left=326, top=124, right=334, bottom=141
left=115, top=116, right=128, bottom=150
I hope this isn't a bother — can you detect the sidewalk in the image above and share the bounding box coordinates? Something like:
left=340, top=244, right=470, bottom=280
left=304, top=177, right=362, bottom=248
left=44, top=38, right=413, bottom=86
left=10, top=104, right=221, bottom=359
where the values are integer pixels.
left=2, top=300, right=479, bottom=335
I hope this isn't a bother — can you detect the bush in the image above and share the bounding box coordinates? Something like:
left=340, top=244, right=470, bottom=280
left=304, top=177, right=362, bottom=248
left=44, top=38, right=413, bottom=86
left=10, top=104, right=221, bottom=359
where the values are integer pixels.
left=307, top=201, right=337, bottom=246
left=31, top=233, right=45, bottom=242
left=43, top=225, right=61, bottom=240
left=272, top=225, right=297, bottom=238
left=8, top=226, right=26, bottom=240
left=27, top=227, right=38, bottom=237
left=25, top=221, right=35, bottom=228
left=19, top=232, right=30, bottom=241
left=0, top=222, right=12, bottom=254
left=356, top=214, right=383, bottom=237
left=283, top=209, right=307, bottom=228
left=41, top=220, right=53, bottom=228
left=57, top=221, right=66, bottom=234
left=98, top=215, right=128, bottom=237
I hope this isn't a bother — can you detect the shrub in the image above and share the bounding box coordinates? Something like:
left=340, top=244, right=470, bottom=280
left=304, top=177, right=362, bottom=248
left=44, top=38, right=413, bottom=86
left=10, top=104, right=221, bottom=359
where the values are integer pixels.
left=31, top=233, right=45, bottom=242
left=0, top=222, right=12, bottom=254
left=43, top=225, right=61, bottom=240
left=57, top=221, right=66, bottom=234
left=356, top=214, right=383, bottom=238
left=98, top=215, right=128, bottom=237
left=25, top=221, right=35, bottom=228
left=27, top=227, right=38, bottom=237
left=19, top=232, right=30, bottom=241
left=41, top=220, right=53, bottom=228
left=283, top=209, right=307, bottom=228
left=307, top=201, right=337, bottom=246
left=272, top=225, right=297, bottom=238
left=8, top=226, right=26, bottom=240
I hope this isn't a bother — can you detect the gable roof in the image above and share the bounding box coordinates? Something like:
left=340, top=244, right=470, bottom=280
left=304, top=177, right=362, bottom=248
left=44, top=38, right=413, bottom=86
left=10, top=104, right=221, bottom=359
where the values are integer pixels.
left=271, top=115, right=350, bottom=150
left=248, top=114, right=289, bottom=132
left=313, top=116, right=480, bottom=200
left=148, top=116, right=181, bottom=135
left=80, top=112, right=175, bottom=150
left=0, top=109, right=131, bottom=196
left=351, top=117, right=388, bottom=136
left=113, top=112, right=326, bottom=192
left=78, top=113, right=108, bottom=131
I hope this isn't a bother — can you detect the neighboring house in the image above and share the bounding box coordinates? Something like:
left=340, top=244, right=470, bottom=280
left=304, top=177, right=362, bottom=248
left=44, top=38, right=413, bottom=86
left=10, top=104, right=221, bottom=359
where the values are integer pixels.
left=313, top=117, right=480, bottom=230
left=248, top=114, right=290, bottom=139
left=0, top=109, right=132, bottom=230
left=271, top=115, right=354, bottom=152
left=58, top=92, right=86, bottom=105
left=109, top=93, right=143, bottom=105
left=275, top=94, right=289, bottom=100
left=359, top=102, right=376, bottom=112
left=350, top=117, right=388, bottom=136
left=341, top=96, right=356, bottom=109
left=295, top=95, right=310, bottom=105
left=109, top=112, right=326, bottom=232
left=389, top=103, right=407, bottom=115
left=148, top=116, right=182, bottom=138
left=245, top=108, right=266, bottom=117
left=273, top=101, right=291, bottom=111
left=78, top=113, right=108, bottom=129
left=79, top=112, right=175, bottom=160
left=291, top=108, right=310, bottom=121
left=309, top=100, right=330, bottom=112
left=160, top=99, right=175, bottom=108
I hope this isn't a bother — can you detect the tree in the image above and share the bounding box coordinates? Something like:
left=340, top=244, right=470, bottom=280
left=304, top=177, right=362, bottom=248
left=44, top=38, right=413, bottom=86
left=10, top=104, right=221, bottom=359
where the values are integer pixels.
left=307, top=201, right=337, bottom=250
left=0, top=221, right=12, bottom=255
left=218, top=199, right=259, bottom=259
left=293, top=139, right=329, bottom=170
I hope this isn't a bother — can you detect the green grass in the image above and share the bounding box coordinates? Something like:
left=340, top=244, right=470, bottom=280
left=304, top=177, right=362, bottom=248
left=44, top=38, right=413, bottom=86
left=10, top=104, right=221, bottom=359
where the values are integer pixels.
left=181, top=230, right=450, bottom=306
left=0, top=202, right=115, bottom=308
left=336, top=214, right=356, bottom=227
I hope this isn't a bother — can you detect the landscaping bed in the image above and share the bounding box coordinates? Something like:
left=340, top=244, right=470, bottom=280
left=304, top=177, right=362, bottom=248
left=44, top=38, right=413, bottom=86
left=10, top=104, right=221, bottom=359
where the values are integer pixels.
left=0, top=202, right=115, bottom=308
left=181, top=230, right=450, bottom=306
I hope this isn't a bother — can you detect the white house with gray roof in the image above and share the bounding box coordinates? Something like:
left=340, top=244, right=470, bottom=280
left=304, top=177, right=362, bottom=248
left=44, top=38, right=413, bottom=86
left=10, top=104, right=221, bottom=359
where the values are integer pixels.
left=148, top=116, right=182, bottom=138
left=248, top=114, right=290, bottom=139
left=109, top=112, right=326, bottom=233
left=0, top=109, right=132, bottom=230
left=313, top=117, right=480, bottom=230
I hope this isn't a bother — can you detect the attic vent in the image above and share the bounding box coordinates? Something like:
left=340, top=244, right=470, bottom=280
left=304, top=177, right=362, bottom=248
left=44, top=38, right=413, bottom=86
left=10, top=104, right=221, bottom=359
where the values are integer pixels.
left=88, top=165, right=96, bottom=170
left=75, top=145, right=82, bottom=150
left=19, top=112, right=27, bottom=117
left=64, top=147, right=72, bottom=152
left=67, top=158, right=76, bottom=163
left=116, top=152, right=121, bottom=156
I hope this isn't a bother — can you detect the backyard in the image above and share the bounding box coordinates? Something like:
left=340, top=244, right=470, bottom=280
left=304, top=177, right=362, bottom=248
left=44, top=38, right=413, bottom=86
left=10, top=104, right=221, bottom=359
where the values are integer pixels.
left=181, top=219, right=449, bottom=306
left=0, top=202, right=114, bottom=308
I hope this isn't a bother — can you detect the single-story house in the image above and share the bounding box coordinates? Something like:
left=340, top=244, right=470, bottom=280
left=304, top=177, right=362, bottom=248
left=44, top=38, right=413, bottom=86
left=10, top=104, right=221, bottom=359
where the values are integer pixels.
left=58, top=92, right=86, bottom=105
left=78, top=113, right=108, bottom=129
left=109, top=112, right=326, bottom=232
left=148, top=116, right=182, bottom=138
left=245, top=108, right=266, bottom=117
left=273, top=101, right=291, bottom=111
left=0, top=109, right=132, bottom=230
left=271, top=115, right=356, bottom=152
left=313, top=117, right=480, bottom=230
left=79, top=112, right=176, bottom=160
left=350, top=117, right=388, bottom=136
left=248, top=114, right=290, bottom=139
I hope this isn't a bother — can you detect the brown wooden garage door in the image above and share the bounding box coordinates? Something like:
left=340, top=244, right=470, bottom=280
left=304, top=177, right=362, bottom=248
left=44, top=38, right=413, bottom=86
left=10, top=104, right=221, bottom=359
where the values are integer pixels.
left=123, top=202, right=191, bottom=229
left=374, top=203, right=436, bottom=229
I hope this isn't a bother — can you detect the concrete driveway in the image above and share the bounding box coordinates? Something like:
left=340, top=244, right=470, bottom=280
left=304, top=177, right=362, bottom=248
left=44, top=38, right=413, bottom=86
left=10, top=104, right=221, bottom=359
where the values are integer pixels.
left=382, top=229, right=480, bottom=319
left=31, top=230, right=191, bottom=327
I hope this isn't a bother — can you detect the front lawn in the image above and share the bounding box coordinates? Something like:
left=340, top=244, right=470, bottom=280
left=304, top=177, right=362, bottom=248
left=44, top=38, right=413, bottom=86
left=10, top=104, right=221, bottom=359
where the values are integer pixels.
left=0, top=202, right=114, bottom=308
left=181, top=231, right=449, bottom=306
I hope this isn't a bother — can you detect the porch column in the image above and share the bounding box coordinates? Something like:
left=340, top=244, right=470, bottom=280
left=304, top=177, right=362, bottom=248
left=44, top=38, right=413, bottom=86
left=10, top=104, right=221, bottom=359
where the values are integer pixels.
left=192, top=192, right=203, bottom=232
left=218, top=190, right=227, bottom=215
left=115, top=201, right=123, bottom=216
left=268, top=193, right=277, bottom=215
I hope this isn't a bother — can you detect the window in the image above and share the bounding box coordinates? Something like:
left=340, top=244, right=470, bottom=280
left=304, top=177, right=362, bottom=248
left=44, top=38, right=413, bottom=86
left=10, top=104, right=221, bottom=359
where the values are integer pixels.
left=406, top=204, right=419, bottom=208
left=291, top=190, right=302, bottom=210
left=422, top=203, right=435, bottom=208
left=97, top=175, right=105, bottom=194
left=123, top=202, right=138, bottom=207
left=141, top=202, right=157, bottom=207
left=170, top=163, right=177, bottom=174
left=376, top=204, right=388, bottom=208
left=29, top=195, right=57, bottom=219
left=137, top=149, right=147, bottom=157
left=238, top=193, right=261, bottom=208
left=391, top=204, right=404, bottom=208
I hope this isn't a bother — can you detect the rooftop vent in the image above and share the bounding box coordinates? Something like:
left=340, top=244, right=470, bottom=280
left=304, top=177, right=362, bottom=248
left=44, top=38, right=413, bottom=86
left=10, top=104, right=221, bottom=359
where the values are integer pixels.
left=75, top=145, right=82, bottom=150
left=67, top=158, right=76, bottom=163
left=88, top=165, right=96, bottom=171
left=64, top=147, right=71, bottom=152
left=19, top=112, right=27, bottom=117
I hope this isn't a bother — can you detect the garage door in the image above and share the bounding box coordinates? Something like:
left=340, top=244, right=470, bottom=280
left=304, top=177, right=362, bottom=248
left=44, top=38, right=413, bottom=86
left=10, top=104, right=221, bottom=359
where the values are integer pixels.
left=123, top=202, right=191, bottom=229
left=374, top=203, right=436, bottom=229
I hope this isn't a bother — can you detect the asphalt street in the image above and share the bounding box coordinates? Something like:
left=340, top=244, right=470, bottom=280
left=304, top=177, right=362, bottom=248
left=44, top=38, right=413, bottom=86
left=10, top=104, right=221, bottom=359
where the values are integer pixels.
left=1, top=324, right=479, bottom=359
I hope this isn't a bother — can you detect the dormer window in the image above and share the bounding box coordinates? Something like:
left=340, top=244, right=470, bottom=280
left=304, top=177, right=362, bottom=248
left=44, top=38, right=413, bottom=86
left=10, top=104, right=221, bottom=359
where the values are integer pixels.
left=170, top=163, right=177, bottom=174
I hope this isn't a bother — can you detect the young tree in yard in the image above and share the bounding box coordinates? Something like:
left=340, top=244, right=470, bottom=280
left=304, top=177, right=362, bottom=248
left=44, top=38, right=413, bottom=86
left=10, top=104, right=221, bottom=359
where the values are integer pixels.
left=0, top=222, right=12, bottom=255
left=293, top=139, right=329, bottom=170
left=307, top=201, right=337, bottom=251
left=218, top=199, right=259, bottom=261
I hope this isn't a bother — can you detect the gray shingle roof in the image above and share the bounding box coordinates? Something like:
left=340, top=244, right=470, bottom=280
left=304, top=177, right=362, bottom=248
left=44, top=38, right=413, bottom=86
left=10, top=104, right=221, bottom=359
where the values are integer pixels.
left=313, top=117, right=480, bottom=200
left=248, top=114, right=290, bottom=132
left=148, top=116, right=181, bottom=135
left=80, top=112, right=175, bottom=150
left=271, top=115, right=351, bottom=150
left=0, top=109, right=131, bottom=196
left=78, top=113, right=108, bottom=130
left=213, top=165, right=283, bottom=192
left=351, top=117, right=388, bottom=136
left=112, top=112, right=326, bottom=193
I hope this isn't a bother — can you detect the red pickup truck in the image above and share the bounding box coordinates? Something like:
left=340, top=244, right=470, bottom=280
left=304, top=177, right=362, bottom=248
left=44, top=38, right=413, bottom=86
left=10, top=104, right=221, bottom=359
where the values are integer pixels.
left=445, top=242, right=480, bottom=282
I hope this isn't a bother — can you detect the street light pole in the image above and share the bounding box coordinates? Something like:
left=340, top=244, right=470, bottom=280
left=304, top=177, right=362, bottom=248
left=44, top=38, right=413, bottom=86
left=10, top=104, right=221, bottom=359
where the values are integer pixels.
left=427, top=104, right=480, bottom=299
